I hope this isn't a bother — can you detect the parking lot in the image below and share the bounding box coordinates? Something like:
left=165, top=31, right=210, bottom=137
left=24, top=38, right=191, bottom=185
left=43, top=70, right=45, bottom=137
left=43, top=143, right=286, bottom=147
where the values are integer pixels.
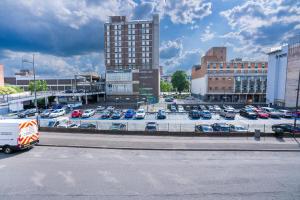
left=35, top=111, right=296, bottom=133
left=2, top=96, right=298, bottom=133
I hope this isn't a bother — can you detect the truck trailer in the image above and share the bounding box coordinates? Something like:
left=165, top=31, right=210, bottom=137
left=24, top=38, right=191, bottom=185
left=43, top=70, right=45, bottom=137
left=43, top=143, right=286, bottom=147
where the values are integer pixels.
left=0, top=119, right=39, bottom=154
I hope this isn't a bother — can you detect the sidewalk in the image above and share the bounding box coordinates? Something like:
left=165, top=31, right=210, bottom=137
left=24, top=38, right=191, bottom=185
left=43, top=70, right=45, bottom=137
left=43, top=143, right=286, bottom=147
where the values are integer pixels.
left=39, top=131, right=300, bottom=151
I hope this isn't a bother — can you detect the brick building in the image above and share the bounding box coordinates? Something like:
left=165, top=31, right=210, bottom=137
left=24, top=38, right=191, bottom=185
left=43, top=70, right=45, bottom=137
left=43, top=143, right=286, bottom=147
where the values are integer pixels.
left=104, top=15, right=160, bottom=103
left=191, top=47, right=268, bottom=103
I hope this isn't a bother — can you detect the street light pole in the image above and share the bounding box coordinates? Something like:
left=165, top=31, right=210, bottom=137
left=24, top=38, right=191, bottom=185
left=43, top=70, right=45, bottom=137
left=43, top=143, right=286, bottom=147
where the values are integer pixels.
left=22, top=54, right=38, bottom=125
left=294, top=71, right=300, bottom=129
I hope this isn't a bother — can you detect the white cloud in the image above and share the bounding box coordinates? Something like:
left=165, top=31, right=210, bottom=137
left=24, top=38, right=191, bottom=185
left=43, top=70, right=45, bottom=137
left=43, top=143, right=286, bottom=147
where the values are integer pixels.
left=200, top=25, right=215, bottom=42
left=140, top=0, right=212, bottom=24
left=17, top=0, right=137, bottom=29
left=220, top=0, right=300, bottom=59
left=160, top=39, right=183, bottom=59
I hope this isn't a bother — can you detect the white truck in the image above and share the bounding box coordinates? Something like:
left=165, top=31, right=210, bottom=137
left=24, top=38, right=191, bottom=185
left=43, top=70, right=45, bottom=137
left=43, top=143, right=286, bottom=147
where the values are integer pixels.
left=0, top=119, right=39, bottom=154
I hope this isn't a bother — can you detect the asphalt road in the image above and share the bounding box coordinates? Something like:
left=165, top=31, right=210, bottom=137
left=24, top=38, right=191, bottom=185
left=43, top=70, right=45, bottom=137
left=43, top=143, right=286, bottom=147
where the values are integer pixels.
left=1, top=146, right=300, bottom=200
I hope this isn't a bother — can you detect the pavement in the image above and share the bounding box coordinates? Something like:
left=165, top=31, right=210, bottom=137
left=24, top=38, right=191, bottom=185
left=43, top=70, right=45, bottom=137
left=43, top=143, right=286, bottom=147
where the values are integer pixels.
left=1, top=146, right=300, bottom=200
left=39, top=131, right=300, bottom=151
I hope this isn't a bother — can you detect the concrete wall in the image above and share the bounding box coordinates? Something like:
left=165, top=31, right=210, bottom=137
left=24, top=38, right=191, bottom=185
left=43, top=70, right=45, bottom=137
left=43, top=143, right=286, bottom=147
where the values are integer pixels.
left=286, top=41, right=300, bottom=107
left=267, top=47, right=288, bottom=106
left=191, top=75, right=207, bottom=96
left=0, top=64, right=4, bottom=86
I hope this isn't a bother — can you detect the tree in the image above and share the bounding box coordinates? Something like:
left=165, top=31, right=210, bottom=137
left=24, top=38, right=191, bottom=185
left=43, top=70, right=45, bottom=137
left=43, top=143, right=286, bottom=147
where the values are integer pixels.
left=28, top=80, right=48, bottom=93
left=171, top=71, right=189, bottom=93
left=160, top=80, right=173, bottom=92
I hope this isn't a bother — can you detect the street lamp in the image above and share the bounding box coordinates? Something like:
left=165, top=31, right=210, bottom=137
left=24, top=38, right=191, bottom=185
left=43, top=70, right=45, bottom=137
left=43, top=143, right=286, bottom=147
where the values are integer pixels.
left=294, top=71, right=300, bottom=131
left=22, top=54, right=38, bottom=123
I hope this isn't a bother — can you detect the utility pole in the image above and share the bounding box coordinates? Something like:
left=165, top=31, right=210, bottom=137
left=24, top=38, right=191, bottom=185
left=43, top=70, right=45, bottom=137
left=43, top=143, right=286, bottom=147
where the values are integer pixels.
left=294, top=71, right=300, bottom=129
left=22, top=54, right=38, bottom=125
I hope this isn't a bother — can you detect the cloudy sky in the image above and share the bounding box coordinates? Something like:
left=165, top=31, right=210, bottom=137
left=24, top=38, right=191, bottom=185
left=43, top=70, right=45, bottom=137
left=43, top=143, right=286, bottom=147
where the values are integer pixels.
left=0, top=0, right=299, bottom=76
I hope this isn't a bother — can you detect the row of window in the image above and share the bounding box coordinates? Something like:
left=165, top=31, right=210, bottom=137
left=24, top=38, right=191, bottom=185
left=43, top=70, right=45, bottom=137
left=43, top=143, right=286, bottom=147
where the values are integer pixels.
left=106, top=58, right=152, bottom=64
left=107, top=52, right=151, bottom=59
left=107, top=23, right=150, bottom=31
left=207, top=63, right=266, bottom=69
left=107, top=47, right=152, bottom=54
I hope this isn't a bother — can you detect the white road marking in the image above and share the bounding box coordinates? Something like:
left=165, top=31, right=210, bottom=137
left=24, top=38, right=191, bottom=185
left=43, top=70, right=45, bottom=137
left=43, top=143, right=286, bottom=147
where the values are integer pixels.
left=58, top=171, right=75, bottom=186
left=31, top=171, right=46, bottom=187
left=98, top=170, right=119, bottom=183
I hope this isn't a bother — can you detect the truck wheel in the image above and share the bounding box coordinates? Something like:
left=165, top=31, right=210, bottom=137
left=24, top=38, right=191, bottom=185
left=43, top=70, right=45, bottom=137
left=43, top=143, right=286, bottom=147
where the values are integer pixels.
left=3, top=146, right=12, bottom=154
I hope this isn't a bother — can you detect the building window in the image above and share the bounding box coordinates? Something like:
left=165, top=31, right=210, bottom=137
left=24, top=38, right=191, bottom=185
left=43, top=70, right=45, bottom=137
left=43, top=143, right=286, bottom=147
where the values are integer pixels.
left=234, top=63, right=237, bottom=68
left=226, top=63, right=230, bottom=68
left=207, top=64, right=210, bottom=69
left=213, top=63, right=216, bottom=69
left=220, top=63, right=223, bottom=69
left=215, top=77, right=218, bottom=80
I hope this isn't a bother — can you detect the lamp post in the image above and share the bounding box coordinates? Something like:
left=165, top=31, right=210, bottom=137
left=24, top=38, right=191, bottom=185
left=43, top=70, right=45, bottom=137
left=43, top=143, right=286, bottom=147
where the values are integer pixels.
left=294, top=71, right=300, bottom=130
left=22, top=54, right=38, bottom=123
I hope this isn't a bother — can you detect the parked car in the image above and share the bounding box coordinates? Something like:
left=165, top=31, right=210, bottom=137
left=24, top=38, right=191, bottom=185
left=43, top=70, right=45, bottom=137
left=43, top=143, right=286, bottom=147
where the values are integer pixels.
left=279, top=109, right=293, bottom=118
left=192, top=106, right=199, bottom=110
left=124, top=109, right=135, bottom=119
left=135, top=108, right=146, bottom=119
left=213, top=105, right=221, bottom=112
left=239, top=108, right=258, bottom=119
left=170, top=105, right=177, bottom=112
left=256, top=111, right=270, bottom=119
left=40, top=109, right=53, bottom=118
left=82, top=109, right=95, bottom=118
left=71, top=110, right=83, bottom=118
left=195, top=124, right=213, bottom=133
left=199, top=105, right=207, bottom=110
left=261, top=107, right=281, bottom=118
left=110, top=123, right=126, bottom=131
left=245, top=105, right=256, bottom=110
left=101, top=110, right=111, bottom=119
left=220, top=109, right=236, bottom=119
left=200, top=110, right=212, bottom=119
left=111, top=110, right=122, bottom=119
left=165, top=97, right=174, bottom=102
left=189, top=110, right=201, bottom=119
left=78, top=123, right=96, bottom=129
left=212, top=123, right=230, bottom=132
left=65, top=89, right=73, bottom=93
left=18, top=109, right=37, bottom=118
left=145, top=122, right=158, bottom=131
left=57, top=123, right=78, bottom=128
left=49, top=109, right=65, bottom=118
left=107, top=106, right=115, bottom=112
left=208, top=105, right=214, bottom=111
left=178, top=105, right=184, bottom=112
left=96, top=106, right=106, bottom=112
left=229, top=125, right=248, bottom=133
left=157, top=109, right=167, bottom=119
left=272, top=124, right=300, bottom=135
left=185, top=106, right=191, bottom=111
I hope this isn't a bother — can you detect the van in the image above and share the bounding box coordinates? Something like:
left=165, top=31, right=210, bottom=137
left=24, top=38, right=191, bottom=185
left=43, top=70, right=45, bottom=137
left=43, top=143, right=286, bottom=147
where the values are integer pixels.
left=0, top=119, right=39, bottom=154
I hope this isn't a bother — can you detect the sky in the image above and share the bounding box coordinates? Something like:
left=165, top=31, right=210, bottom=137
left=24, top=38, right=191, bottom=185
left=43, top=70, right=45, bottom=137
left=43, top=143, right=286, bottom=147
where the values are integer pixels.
left=0, top=0, right=299, bottom=77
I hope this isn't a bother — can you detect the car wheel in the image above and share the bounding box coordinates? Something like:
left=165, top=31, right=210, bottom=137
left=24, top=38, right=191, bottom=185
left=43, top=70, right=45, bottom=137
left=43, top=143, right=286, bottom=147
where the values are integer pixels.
left=3, top=146, right=13, bottom=154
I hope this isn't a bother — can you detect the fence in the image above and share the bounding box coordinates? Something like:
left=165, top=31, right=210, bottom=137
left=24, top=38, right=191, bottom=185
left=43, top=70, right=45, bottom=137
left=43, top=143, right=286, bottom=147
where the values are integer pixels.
left=39, top=118, right=274, bottom=133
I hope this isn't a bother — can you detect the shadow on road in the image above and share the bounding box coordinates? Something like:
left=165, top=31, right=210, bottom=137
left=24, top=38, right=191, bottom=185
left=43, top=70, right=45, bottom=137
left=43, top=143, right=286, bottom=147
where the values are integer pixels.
left=0, top=149, right=28, bottom=160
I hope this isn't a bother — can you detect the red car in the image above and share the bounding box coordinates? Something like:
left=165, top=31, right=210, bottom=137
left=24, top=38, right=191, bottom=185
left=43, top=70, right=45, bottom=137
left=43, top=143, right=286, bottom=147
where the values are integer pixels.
left=256, top=111, right=269, bottom=119
left=71, top=110, right=83, bottom=118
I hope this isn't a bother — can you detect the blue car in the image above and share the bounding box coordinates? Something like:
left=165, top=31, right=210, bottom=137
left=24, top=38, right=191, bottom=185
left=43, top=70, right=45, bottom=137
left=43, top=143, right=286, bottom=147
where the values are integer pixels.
left=124, top=109, right=135, bottom=119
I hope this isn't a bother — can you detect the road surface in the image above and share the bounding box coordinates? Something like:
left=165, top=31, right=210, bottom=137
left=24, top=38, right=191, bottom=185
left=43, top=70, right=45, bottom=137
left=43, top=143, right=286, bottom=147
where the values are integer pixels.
left=1, top=146, right=300, bottom=200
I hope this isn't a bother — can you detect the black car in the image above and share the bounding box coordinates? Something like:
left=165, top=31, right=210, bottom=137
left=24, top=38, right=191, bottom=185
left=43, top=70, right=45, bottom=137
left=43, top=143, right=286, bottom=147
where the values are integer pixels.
left=211, top=123, right=230, bottom=132
left=272, top=124, right=300, bottom=135
left=157, top=109, right=166, bottom=119
left=101, top=111, right=111, bottom=119
left=65, top=89, right=73, bottom=93
left=189, top=110, right=200, bottom=119
left=78, top=123, right=96, bottom=129
left=18, top=109, right=37, bottom=118
left=239, top=108, right=258, bottom=119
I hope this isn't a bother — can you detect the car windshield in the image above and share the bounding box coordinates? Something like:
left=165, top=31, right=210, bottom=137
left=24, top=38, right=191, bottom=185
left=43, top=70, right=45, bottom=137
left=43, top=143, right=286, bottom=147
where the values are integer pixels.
left=137, top=110, right=144, bottom=113
left=52, top=110, right=60, bottom=113
left=202, top=126, right=212, bottom=131
left=235, top=126, right=246, bottom=130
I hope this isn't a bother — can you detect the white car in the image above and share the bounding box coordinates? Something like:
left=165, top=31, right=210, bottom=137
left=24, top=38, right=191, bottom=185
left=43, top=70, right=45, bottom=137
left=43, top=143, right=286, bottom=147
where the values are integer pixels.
left=213, top=105, right=221, bottom=112
left=96, top=106, right=106, bottom=112
left=107, top=106, right=115, bottom=112
left=49, top=109, right=65, bottom=118
left=82, top=109, right=95, bottom=118
left=135, top=108, right=146, bottom=119
left=178, top=105, right=184, bottom=112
